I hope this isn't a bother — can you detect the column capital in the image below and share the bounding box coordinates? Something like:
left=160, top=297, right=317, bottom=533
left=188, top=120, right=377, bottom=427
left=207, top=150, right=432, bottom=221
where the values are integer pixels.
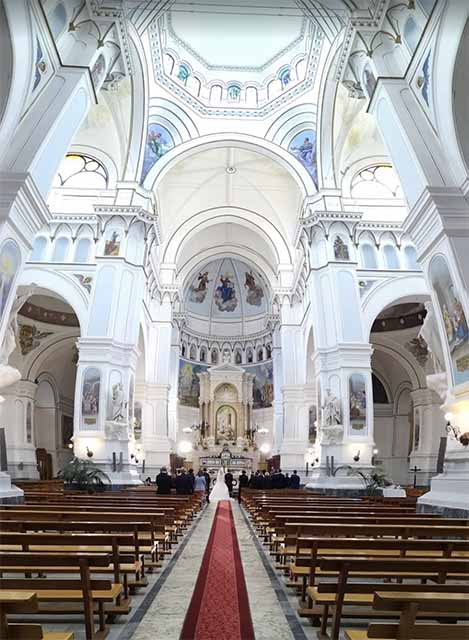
left=410, top=387, right=440, bottom=407
left=313, top=343, right=373, bottom=370
left=77, top=338, right=139, bottom=368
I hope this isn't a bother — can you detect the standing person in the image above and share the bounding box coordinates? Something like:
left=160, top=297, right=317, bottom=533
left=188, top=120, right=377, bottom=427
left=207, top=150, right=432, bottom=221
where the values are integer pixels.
left=209, top=467, right=230, bottom=502
left=238, top=469, right=248, bottom=503
left=284, top=472, right=291, bottom=488
left=176, top=468, right=190, bottom=494
left=203, top=467, right=211, bottom=503
left=194, top=470, right=207, bottom=505
left=290, top=470, right=300, bottom=489
left=188, top=468, right=195, bottom=494
left=264, top=471, right=272, bottom=490
left=225, top=469, right=234, bottom=497
left=271, top=469, right=280, bottom=490
left=248, top=472, right=255, bottom=488
left=277, top=468, right=286, bottom=489
left=156, top=467, right=171, bottom=494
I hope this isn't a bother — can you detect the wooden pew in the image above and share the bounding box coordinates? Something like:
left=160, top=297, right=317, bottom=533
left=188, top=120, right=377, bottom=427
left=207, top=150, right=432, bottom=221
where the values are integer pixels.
left=310, top=556, right=469, bottom=640
left=0, top=552, right=121, bottom=640
left=345, top=591, right=469, bottom=640
left=0, top=590, right=73, bottom=640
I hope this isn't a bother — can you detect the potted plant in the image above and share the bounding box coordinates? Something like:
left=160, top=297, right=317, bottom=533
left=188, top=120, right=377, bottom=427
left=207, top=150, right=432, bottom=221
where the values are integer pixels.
left=58, top=457, right=110, bottom=493
left=348, top=466, right=392, bottom=496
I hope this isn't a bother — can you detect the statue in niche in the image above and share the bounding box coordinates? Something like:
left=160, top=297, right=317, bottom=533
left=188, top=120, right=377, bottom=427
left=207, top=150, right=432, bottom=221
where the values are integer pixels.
left=222, top=348, right=231, bottom=364
left=110, top=382, right=126, bottom=422
left=217, top=405, right=236, bottom=441
left=321, top=388, right=342, bottom=426
left=333, top=236, right=350, bottom=261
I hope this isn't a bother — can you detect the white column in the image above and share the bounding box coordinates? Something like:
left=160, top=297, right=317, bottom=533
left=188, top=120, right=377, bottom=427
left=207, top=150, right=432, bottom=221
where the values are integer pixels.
left=409, top=388, right=446, bottom=486
left=1, top=380, right=38, bottom=480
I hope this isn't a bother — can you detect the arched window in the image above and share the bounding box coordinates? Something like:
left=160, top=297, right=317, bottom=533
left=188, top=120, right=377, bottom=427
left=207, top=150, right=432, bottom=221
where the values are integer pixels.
left=404, top=246, right=419, bottom=270
left=52, top=237, right=69, bottom=262
left=404, top=16, right=420, bottom=52
left=31, top=237, right=47, bottom=261
left=211, top=349, right=218, bottom=364
left=74, top=238, right=92, bottom=263
left=245, top=86, right=258, bottom=107
left=177, top=64, right=190, bottom=84
left=200, top=347, right=206, bottom=362
left=279, top=67, right=291, bottom=89
left=53, top=154, right=108, bottom=189
left=189, top=344, right=196, bottom=360
left=351, top=165, right=402, bottom=199
left=227, top=84, right=241, bottom=103
left=383, top=244, right=400, bottom=270
left=360, top=244, right=378, bottom=269
left=209, top=84, right=222, bottom=104
left=257, top=348, right=264, bottom=362
left=235, top=350, right=242, bottom=365
left=266, top=344, right=272, bottom=359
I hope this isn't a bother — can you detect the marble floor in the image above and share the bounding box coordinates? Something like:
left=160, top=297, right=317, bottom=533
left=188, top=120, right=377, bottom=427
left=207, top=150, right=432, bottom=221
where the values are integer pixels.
left=40, top=501, right=358, bottom=639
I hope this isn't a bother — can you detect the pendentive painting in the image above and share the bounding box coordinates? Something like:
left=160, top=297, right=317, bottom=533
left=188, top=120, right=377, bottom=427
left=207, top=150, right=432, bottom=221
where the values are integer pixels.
left=244, top=270, right=264, bottom=307
left=349, top=373, right=367, bottom=432
left=429, top=255, right=469, bottom=385
left=214, top=272, right=238, bottom=312
left=189, top=271, right=211, bottom=304
left=247, top=362, right=274, bottom=409
left=0, top=239, right=21, bottom=324
left=178, top=359, right=208, bottom=407
left=141, top=123, right=174, bottom=182
left=82, top=367, right=101, bottom=427
left=288, top=130, right=318, bottom=189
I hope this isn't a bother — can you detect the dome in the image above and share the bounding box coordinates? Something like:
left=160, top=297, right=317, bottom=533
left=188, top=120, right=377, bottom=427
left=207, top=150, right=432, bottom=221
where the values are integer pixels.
left=184, top=258, right=269, bottom=337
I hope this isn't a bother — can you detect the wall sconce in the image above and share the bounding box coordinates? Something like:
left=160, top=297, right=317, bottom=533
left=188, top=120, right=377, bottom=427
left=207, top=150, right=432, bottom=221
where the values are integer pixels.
left=67, top=442, right=73, bottom=449
left=353, top=450, right=361, bottom=462
left=86, top=447, right=93, bottom=458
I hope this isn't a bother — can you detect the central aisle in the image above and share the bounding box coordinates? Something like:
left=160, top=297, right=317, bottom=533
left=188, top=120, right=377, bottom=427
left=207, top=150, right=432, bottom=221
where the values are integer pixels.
left=132, top=501, right=300, bottom=640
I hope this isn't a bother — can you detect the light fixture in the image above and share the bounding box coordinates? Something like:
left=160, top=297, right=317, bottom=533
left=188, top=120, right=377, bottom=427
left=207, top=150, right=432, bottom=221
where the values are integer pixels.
left=258, top=427, right=269, bottom=435
left=182, top=426, right=193, bottom=433
left=353, top=450, right=360, bottom=462
left=68, top=443, right=73, bottom=449
left=373, top=448, right=379, bottom=455
left=259, top=443, right=271, bottom=455
left=178, top=440, right=193, bottom=455
left=445, top=412, right=462, bottom=441
left=86, top=447, right=93, bottom=458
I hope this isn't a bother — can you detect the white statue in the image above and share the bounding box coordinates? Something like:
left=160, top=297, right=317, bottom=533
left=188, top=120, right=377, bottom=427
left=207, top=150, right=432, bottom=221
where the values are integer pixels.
left=419, top=301, right=445, bottom=373
left=322, top=388, right=341, bottom=426
left=0, top=286, right=36, bottom=396
left=110, top=382, right=125, bottom=422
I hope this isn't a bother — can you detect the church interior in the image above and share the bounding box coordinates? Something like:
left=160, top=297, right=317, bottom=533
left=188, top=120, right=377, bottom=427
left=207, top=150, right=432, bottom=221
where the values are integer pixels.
left=1, top=0, right=469, bottom=638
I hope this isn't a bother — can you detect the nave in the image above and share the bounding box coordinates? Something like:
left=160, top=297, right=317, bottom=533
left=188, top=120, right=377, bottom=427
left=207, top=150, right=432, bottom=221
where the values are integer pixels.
left=2, top=483, right=469, bottom=640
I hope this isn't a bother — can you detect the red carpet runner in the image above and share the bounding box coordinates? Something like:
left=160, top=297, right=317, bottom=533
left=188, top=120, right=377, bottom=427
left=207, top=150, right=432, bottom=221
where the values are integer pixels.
left=180, top=501, right=255, bottom=640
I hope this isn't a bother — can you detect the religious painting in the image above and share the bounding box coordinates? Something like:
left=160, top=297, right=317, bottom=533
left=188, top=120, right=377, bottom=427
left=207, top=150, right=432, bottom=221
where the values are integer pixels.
left=104, top=230, right=120, bottom=256
left=429, top=255, right=469, bottom=385
left=26, top=402, right=33, bottom=444
left=309, top=405, right=317, bottom=444
left=62, top=414, right=73, bottom=447
left=248, top=362, right=274, bottom=409
left=244, top=270, right=264, bottom=307
left=288, top=130, right=318, bottom=189
left=189, top=271, right=211, bottom=304
left=91, top=54, right=106, bottom=90
left=134, top=402, right=142, bottom=441
left=178, top=359, right=208, bottom=407
left=216, top=405, right=236, bottom=441
left=349, top=374, right=367, bottom=432
left=416, top=49, right=431, bottom=108
left=227, top=85, right=241, bottom=103
left=333, top=236, right=350, bottom=261
left=279, top=68, right=291, bottom=89
left=81, top=368, right=100, bottom=427
left=414, top=406, right=421, bottom=450
left=0, top=239, right=21, bottom=324
left=33, top=38, right=47, bottom=92
left=214, top=272, right=238, bottom=312
left=177, top=64, right=190, bottom=84
left=19, top=324, right=53, bottom=356
left=141, top=123, right=175, bottom=182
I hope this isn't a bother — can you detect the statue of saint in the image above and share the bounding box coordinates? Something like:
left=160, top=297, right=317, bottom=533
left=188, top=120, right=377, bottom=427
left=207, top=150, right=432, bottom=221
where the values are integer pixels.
left=110, top=382, right=125, bottom=422
left=322, top=388, right=341, bottom=426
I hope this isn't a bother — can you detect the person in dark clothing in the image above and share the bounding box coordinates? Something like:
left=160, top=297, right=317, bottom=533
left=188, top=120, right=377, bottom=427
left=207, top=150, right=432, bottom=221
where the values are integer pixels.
left=263, top=472, right=272, bottom=490
left=290, top=470, right=300, bottom=489
left=175, top=469, right=191, bottom=495
left=203, top=467, right=211, bottom=503
left=238, top=470, right=248, bottom=503
left=188, top=468, right=195, bottom=494
left=225, top=471, right=234, bottom=497
left=156, top=467, right=172, bottom=494
left=252, top=470, right=261, bottom=489
left=248, top=472, right=255, bottom=488
left=284, top=472, right=291, bottom=488
left=277, top=468, right=286, bottom=489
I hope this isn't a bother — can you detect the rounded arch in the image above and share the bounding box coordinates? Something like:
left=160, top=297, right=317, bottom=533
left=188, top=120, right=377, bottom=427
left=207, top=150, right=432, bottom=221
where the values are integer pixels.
left=19, top=267, right=89, bottom=330
left=361, top=275, right=430, bottom=338
left=372, top=337, right=426, bottom=391
left=142, top=133, right=315, bottom=197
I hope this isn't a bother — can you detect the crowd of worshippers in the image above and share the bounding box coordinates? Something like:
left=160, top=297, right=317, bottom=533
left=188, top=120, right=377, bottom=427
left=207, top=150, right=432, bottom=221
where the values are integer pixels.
left=147, top=467, right=301, bottom=497
left=247, top=469, right=300, bottom=490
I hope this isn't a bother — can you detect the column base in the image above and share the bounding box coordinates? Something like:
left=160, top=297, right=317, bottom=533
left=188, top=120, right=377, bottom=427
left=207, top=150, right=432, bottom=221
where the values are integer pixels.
left=305, top=463, right=373, bottom=495
left=0, top=472, right=24, bottom=503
